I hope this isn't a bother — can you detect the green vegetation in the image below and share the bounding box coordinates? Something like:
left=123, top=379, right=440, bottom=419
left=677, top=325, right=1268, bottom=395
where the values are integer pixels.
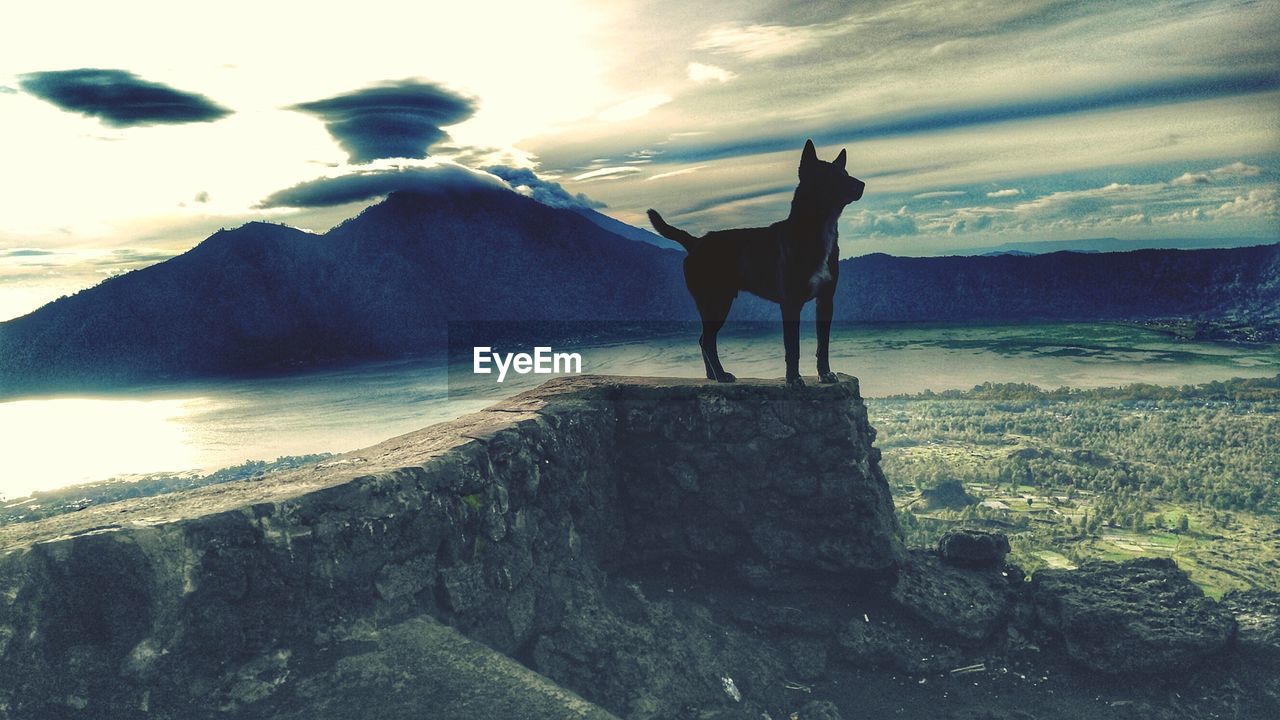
left=875, top=375, right=1280, bottom=598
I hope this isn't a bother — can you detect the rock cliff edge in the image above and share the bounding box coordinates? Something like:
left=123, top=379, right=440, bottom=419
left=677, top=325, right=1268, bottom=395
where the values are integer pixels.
left=1, top=376, right=1275, bottom=719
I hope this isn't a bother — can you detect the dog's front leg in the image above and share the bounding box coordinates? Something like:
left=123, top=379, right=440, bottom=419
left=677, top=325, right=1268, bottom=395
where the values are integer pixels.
left=815, top=290, right=837, bottom=383
left=782, top=301, right=804, bottom=388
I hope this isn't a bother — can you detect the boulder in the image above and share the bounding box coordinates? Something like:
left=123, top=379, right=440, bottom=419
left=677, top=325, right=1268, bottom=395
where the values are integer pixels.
left=937, top=527, right=1011, bottom=567
left=891, top=550, right=1015, bottom=643
left=1218, top=588, right=1280, bottom=653
left=1031, top=557, right=1236, bottom=674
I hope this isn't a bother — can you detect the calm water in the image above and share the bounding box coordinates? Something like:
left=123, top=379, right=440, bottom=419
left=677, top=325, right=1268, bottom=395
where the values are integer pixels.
left=2, top=322, right=1277, bottom=499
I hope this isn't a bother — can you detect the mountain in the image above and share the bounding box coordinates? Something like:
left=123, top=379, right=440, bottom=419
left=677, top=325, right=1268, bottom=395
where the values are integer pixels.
left=953, top=236, right=1271, bottom=256
left=829, top=246, right=1280, bottom=324
left=570, top=207, right=685, bottom=251
left=0, top=184, right=1275, bottom=394
left=0, top=187, right=691, bottom=393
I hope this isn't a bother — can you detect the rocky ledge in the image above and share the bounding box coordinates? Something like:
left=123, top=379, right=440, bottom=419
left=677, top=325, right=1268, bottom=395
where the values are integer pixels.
left=0, top=376, right=1276, bottom=720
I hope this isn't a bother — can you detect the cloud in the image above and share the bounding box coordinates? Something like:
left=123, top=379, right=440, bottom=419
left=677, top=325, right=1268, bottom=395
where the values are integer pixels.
left=694, top=22, right=835, bottom=60
left=257, top=163, right=507, bottom=208
left=288, top=80, right=476, bottom=163
left=646, top=166, right=708, bottom=182
left=193, top=191, right=210, bottom=203
left=572, top=166, right=644, bottom=182
left=1171, top=162, right=1262, bottom=186
left=2, top=249, right=56, bottom=258
left=0, top=85, right=15, bottom=94
left=1213, top=188, right=1279, bottom=219
left=1012, top=182, right=1146, bottom=222
left=912, top=190, right=966, bottom=199
left=596, top=94, right=672, bottom=123
left=17, top=69, right=231, bottom=127
left=850, top=206, right=919, bottom=237
left=687, top=62, right=736, bottom=84
left=986, top=188, right=1021, bottom=198
left=940, top=207, right=1002, bottom=234
left=89, top=249, right=176, bottom=267
left=484, top=166, right=604, bottom=210
left=1209, top=161, right=1262, bottom=179
left=610, top=70, right=1280, bottom=166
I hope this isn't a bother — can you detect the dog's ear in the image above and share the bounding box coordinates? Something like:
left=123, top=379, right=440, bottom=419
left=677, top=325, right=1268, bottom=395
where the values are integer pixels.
left=834, top=148, right=847, bottom=170
left=801, top=139, right=817, bottom=168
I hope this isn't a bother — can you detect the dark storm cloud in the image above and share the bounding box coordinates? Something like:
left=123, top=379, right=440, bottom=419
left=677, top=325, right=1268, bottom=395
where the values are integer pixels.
left=648, top=71, right=1280, bottom=166
left=288, top=81, right=477, bottom=163
left=257, top=165, right=506, bottom=208
left=18, top=69, right=231, bottom=127
left=484, top=166, right=605, bottom=210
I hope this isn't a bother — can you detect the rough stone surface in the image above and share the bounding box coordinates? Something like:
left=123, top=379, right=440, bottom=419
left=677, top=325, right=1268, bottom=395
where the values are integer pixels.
left=798, top=699, right=843, bottom=720
left=2, top=375, right=1272, bottom=719
left=834, top=614, right=961, bottom=674
left=937, top=527, right=1011, bottom=567
left=1219, top=588, right=1280, bottom=653
left=0, top=375, right=899, bottom=719
left=891, top=550, right=1016, bottom=644
left=253, top=616, right=619, bottom=719
left=1031, top=557, right=1237, bottom=674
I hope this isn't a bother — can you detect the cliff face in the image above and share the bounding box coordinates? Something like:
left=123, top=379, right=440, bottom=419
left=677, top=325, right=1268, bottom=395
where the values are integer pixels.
left=0, top=376, right=901, bottom=719
left=2, top=376, right=1275, bottom=720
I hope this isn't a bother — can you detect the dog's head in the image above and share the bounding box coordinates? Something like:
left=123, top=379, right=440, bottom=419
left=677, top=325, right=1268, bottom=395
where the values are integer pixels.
left=799, top=139, right=865, bottom=206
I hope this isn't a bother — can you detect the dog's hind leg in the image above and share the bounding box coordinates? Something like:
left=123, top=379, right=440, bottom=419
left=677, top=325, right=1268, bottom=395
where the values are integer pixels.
left=782, top=300, right=804, bottom=388
left=815, top=288, right=838, bottom=383
left=696, top=295, right=735, bottom=383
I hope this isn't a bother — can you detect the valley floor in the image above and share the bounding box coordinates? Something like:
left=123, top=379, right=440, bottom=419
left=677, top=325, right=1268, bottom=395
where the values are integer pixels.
left=875, top=375, right=1280, bottom=598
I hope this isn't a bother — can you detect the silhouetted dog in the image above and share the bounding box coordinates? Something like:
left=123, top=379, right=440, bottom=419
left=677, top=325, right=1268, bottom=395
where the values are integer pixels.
left=648, top=140, right=865, bottom=388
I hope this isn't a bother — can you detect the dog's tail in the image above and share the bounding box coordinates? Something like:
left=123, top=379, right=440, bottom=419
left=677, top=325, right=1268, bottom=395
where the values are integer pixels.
left=647, top=209, right=699, bottom=251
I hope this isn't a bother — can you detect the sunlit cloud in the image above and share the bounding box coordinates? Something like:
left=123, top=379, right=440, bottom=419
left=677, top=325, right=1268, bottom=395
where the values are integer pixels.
left=694, top=22, right=837, bottom=60
left=687, top=62, right=736, bottom=84
left=986, top=188, right=1021, bottom=198
left=596, top=93, right=673, bottom=122
left=485, top=166, right=605, bottom=209
left=1213, top=187, right=1278, bottom=219
left=572, top=166, right=644, bottom=181
left=646, top=165, right=707, bottom=182
left=850, top=206, right=919, bottom=237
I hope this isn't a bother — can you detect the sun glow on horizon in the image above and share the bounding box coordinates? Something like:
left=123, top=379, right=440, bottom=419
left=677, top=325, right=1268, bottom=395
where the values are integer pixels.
left=0, top=396, right=199, bottom=499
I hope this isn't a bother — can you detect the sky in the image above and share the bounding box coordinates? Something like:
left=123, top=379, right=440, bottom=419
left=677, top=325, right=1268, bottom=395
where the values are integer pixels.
left=1, top=0, right=1277, bottom=321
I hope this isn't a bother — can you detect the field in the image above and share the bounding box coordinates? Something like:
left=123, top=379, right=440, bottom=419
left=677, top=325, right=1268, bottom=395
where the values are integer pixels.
left=873, top=375, right=1280, bottom=598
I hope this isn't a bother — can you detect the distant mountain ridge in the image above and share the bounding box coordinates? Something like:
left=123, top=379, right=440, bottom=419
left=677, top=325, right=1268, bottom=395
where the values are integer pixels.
left=825, top=245, right=1279, bottom=325
left=0, top=186, right=1275, bottom=394
left=953, top=236, right=1271, bottom=256
left=0, top=187, right=689, bottom=393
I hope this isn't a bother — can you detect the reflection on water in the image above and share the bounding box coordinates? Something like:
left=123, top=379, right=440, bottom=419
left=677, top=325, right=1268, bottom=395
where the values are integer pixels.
left=2, top=323, right=1277, bottom=498
left=1, top=397, right=198, bottom=497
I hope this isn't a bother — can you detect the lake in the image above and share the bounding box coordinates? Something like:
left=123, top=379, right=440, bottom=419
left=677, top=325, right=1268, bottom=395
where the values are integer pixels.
left=2, top=322, right=1277, bottom=499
